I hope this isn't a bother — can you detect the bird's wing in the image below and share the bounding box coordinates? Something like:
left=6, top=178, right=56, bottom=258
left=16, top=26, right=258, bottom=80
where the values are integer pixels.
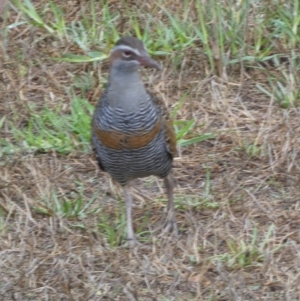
left=149, top=92, right=177, bottom=159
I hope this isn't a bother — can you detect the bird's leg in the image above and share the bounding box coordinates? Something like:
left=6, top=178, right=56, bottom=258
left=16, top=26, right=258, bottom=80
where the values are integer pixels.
left=162, top=173, right=178, bottom=234
left=123, top=186, right=138, bottom=247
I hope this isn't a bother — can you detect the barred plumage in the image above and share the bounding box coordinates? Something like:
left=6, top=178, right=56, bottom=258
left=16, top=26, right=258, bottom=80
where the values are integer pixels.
left=93, top=91, right=172, bottom=184
left=92, top=36, right=177, bottom=246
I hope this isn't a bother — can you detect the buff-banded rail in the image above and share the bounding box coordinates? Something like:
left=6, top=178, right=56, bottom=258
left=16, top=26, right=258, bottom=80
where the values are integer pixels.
left=92, top=36, right=177, bottom=246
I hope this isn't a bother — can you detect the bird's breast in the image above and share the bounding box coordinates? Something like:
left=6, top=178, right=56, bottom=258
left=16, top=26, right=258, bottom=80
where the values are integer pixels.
left=93, top=117, right=161, bottom=150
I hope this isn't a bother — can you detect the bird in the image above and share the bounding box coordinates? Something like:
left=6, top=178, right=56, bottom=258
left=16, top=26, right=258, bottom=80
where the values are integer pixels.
left=92, top=36, right=177, bottom=246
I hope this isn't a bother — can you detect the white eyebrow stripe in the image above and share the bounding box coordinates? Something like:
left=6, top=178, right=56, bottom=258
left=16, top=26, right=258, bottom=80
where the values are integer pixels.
left=110, top=45, right=142, bottom=56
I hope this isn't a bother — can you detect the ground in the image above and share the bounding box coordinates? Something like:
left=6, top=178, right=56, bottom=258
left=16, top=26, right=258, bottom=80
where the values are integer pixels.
left=1, top=0, right=300, bottom=300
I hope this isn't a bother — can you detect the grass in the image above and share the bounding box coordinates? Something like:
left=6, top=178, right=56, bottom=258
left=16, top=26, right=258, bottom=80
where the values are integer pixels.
left=1, top=0, right=300, bottom=300
left=0, top=96, right=93, bottom=156
left=209, top=224, right=283, bottom=269
left=0, top=84, right=208, bottom=157
left=33, top=181, right=100, bottom=219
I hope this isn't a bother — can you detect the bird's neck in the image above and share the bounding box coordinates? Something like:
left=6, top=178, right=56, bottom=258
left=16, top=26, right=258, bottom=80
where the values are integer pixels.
left=107, top=67, right=148, bottom=113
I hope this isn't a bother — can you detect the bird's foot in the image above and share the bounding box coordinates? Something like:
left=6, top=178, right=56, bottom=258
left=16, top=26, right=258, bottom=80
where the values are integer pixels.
left=154, top=215, right=178, bottom=237
left=123, top=236, right=142, bottom=248
left=161, top=218, right=178, bottom=236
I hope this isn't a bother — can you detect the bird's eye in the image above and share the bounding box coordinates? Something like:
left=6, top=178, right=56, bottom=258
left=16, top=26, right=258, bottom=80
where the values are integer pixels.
left=122, top=51, right=132, bottom=57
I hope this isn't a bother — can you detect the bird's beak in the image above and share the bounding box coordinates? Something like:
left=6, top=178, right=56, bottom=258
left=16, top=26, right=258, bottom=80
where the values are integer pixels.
left=138, top=55, right=162, bottom=70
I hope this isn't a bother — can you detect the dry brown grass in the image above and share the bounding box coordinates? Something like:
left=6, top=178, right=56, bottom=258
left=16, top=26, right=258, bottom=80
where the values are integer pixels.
left=1, top=1, right=300, bottom=300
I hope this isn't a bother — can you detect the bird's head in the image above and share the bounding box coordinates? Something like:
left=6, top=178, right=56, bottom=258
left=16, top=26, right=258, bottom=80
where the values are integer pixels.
left=109, top=36, right=162, bottom=71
